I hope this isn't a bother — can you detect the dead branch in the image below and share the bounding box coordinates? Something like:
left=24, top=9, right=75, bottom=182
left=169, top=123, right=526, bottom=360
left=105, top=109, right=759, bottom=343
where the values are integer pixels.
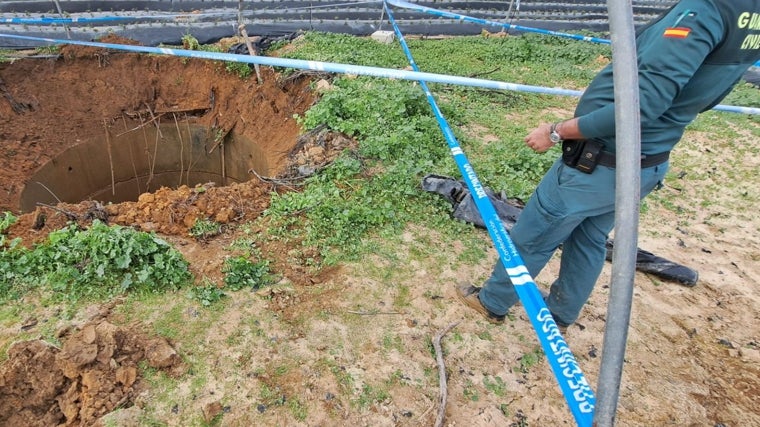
left=115, top=111, right=163, bottom=137
left=143, top=103, right=163, bottom=138
left=468, top=66, right=501, bottom=78
left=34, top=181, right=62, bottom=204
left=248, top=167, right=304, bottom=189
left=433, top=321, right=460, bottom=427
left=174, top=113, right=185, bottom=187
left=103, top=119, right=116, bottom=196
left=279, top=69, right=332, bottom=85
left=37, top=203, right=79, bottom=221
left=207, top=126, right=232, bottom=154
left=238, top=24, right=263, bottom=84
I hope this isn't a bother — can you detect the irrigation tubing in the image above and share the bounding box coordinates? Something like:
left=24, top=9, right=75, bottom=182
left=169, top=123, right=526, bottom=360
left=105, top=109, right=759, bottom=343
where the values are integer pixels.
left=0, top=33, right=757, bottom=116
left=384, top=3, right=595, bottom=425
left=594, top=0, right=640, bottom=424
left=0, top=0, right=384, bottom=24
left=1, top=16, right=162, bottom=25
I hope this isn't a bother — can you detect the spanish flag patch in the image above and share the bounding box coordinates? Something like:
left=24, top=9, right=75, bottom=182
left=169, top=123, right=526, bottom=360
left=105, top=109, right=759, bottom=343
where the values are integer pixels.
left=663, top=27, right=691, bottom=39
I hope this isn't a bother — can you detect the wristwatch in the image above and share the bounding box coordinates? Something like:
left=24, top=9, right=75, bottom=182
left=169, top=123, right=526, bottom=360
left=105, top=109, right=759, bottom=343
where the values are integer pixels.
left=549, top=122, right=562, bottom=144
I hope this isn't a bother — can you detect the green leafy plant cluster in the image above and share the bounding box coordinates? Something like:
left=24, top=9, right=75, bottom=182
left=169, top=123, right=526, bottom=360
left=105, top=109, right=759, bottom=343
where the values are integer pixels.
left=222, top=256, right=273, bottom=291
left=186, top=280, right=226, bottom=306
left=0, top=220, right=192, bottom=303
left=189, top=218, right=222, bottom=240
left=723, top=81, right=760, bottom=108
left=283, top=31, right=408, bottom=68
left=300, top=76, right=451, bottom=162
left=175, top=33, right=253, bottom=78
left=400, top=33, right=610, bottom=87
left=264, top=73, right=460, bottom=261
left=0, top=212, right=15, bottom=246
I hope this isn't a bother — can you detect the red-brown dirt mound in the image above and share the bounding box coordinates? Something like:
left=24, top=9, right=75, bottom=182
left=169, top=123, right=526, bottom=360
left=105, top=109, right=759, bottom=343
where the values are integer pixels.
left=0, top=319, right=182, bottom=426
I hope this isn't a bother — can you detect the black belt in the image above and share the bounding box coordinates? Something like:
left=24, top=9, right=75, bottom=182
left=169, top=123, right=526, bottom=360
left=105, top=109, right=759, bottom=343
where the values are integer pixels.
left=597, top=150, right=669, bottom=169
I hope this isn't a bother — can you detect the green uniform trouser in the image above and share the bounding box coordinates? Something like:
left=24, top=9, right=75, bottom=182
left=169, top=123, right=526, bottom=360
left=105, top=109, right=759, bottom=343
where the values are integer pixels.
left=478, top=158, right=669, bottom=325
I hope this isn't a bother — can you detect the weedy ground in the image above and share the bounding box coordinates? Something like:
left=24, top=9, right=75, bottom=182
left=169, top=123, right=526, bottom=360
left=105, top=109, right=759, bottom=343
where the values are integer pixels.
left=1, top=32, right=759, bottom=426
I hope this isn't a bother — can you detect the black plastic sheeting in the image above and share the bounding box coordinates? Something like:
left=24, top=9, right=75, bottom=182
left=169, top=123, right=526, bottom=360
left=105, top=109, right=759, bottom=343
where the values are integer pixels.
left=421, top=174, right=699, bottom=287
left=0, top=1, right=678, bottom=48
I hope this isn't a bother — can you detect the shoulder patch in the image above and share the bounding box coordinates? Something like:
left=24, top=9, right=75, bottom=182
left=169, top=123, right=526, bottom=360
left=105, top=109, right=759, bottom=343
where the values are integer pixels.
left=663, top=27, right=691, bottom=38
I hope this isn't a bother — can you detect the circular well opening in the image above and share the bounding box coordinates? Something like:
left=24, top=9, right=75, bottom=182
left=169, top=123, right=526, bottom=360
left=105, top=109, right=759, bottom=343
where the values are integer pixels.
left=20, top=122, right=269, bottom=212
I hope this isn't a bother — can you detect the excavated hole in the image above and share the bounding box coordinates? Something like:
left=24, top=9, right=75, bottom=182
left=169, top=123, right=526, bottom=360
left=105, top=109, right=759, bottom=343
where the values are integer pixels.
left=20, top=123, right=270, bottom=212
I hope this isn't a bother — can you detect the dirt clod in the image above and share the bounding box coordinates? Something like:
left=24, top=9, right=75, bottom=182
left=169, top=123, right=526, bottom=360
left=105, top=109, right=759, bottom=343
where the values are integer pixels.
left=0, top=320, right=181, bottom=427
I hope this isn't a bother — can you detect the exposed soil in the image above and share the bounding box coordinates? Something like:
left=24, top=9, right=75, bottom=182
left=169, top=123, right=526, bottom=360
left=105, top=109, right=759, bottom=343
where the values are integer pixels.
left=0, top=313, right=183, bottom=427
left=0, top=35, right=352, bottom=426
left=1, top=35, right=759, bottom=427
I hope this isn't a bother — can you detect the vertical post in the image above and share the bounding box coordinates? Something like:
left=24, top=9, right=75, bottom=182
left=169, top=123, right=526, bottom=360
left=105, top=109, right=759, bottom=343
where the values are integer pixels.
left=595, top=0, right=640, bottom=425
left=237, top=0, right=263, bottom=84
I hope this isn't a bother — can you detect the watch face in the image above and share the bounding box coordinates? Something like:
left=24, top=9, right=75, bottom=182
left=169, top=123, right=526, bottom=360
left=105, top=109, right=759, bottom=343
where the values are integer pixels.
left=550, top=131, right=561, bottom=143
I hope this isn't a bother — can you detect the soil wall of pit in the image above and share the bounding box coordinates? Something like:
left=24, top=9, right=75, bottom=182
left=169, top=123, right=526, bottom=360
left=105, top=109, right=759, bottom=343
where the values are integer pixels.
left=0, top=35, right=316, bottom=214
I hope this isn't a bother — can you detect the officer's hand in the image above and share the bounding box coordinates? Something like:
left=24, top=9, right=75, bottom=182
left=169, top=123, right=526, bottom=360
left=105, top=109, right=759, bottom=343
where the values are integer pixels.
left=524, top=123, right=555, bottom=153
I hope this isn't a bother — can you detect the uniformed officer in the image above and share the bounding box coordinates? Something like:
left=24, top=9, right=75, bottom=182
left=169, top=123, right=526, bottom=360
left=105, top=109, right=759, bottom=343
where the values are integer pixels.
left=458, top=0, right=760, bottom=328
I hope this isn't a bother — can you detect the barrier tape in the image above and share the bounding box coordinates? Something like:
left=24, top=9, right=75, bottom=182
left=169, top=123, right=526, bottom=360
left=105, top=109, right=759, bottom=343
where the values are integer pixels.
left=0, top=33, right=584, bottom=96
left=387, top=0, right=611, bottom=45
left=384, top=2, right=595, bottom=425
left=2, top=16, right=160, bottom=24
left=0, top=32, right=756, bottom=115
left=3, top=0, right=759, bottom=69
left=386, top=0, right=760, bottom=70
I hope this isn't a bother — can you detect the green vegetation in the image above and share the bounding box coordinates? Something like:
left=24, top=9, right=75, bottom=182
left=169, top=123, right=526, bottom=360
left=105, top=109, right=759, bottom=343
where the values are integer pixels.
left=0, top=220, right=192, bottom=303
left=175, top=32, right=253, bottom=78
left=463, top=378, right=480, bottom=401
left=186, top=279, right=226, bottom=306
left=222, top=256, right=273, bottom=291
left=262, top=32, right=612, bottom=266
left=483, top=375, right=508, bottom=397
left=189, top=218, right=222, bottom=240
left=515, top=346, right=544, bottom=374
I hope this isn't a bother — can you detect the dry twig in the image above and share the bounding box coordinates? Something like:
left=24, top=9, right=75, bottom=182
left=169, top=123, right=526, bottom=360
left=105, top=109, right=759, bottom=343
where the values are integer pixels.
left=37, top=203, right=79, bottom=221
left=103, top=119, right=116, bottom=196
left=433, top=321, right=460, bottom=427
left=248, top=168, right=305, bottom=189
left=238, top=24, right=263, bottom=84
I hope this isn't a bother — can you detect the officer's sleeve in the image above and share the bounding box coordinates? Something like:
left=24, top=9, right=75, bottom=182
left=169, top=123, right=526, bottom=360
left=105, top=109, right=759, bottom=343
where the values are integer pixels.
left=577, top=0, right=725, bottom=139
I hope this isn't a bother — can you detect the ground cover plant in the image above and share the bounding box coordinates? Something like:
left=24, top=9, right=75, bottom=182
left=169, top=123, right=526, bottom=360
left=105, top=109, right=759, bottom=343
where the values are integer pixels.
left=1, top=30, right=759, bottom=426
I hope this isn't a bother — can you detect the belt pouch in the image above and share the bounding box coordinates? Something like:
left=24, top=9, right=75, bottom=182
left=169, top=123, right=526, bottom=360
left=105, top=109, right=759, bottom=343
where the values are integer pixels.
left=574, top=139, right=603, bottom=173
left=562, top=139, right=584, bottom=167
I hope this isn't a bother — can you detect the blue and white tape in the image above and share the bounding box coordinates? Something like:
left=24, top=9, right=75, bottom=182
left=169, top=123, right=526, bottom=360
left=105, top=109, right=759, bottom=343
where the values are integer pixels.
left=383, top=3, right=596, bottom=425
left=0, top=32, right=755, bottom=115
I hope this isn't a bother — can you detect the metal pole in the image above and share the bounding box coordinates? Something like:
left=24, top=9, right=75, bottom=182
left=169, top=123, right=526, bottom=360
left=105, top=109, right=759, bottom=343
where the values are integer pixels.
left=595, top=0, right=640, bottom=425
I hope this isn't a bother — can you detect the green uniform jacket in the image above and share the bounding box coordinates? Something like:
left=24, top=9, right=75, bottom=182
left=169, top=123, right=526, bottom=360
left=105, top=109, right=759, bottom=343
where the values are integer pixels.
left=575, top=0, right=760, bottom=155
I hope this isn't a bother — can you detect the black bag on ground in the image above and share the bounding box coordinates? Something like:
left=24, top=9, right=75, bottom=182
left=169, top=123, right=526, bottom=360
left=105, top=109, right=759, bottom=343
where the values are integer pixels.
left=422, top=174, right=698, bottom=287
